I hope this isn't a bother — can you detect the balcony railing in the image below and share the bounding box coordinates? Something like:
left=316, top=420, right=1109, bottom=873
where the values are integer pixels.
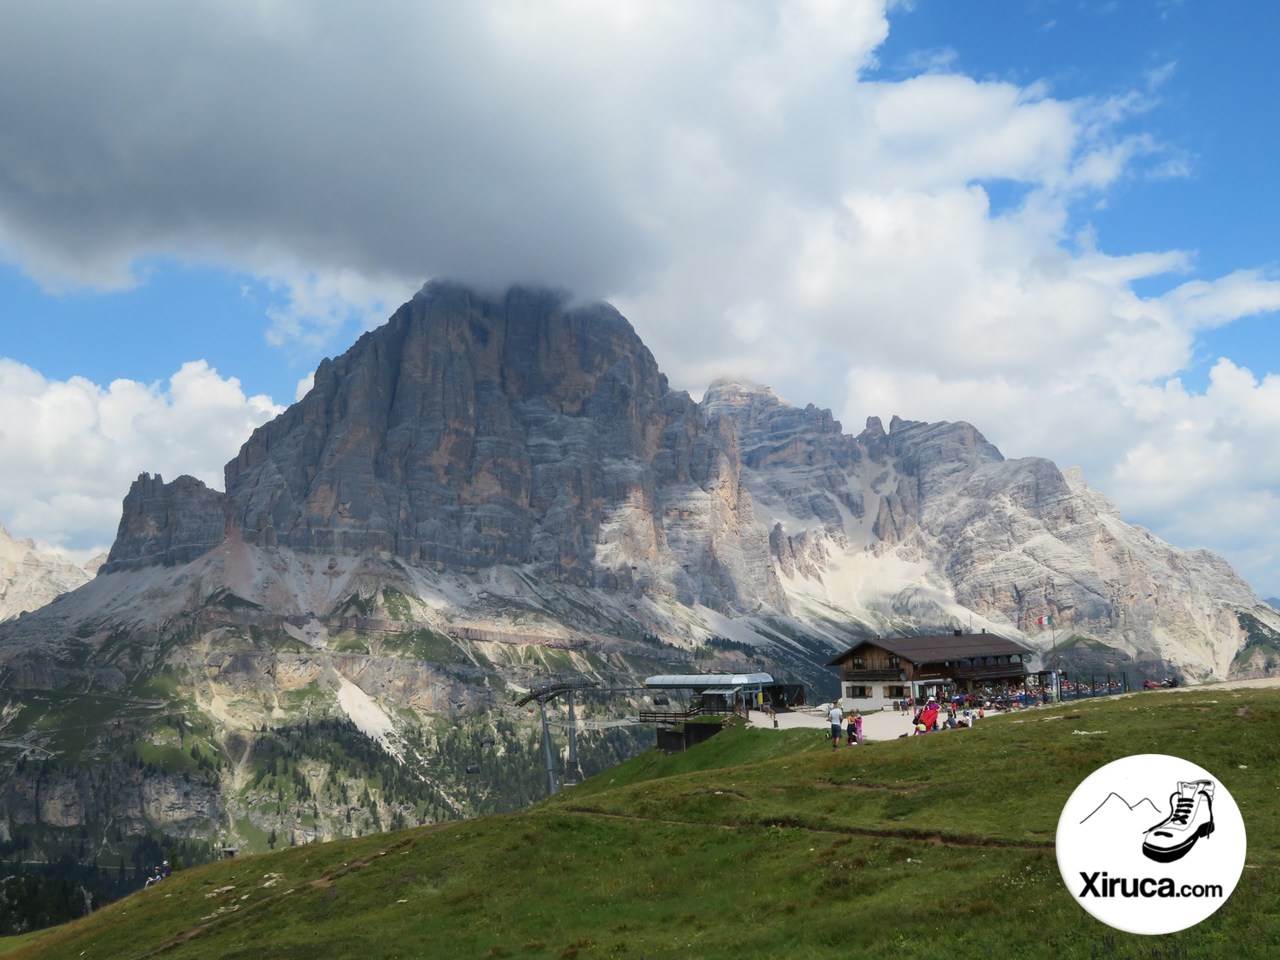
left=914, top=664, right=1029, bottom=681
left=840, top=668, right=901, bottom=681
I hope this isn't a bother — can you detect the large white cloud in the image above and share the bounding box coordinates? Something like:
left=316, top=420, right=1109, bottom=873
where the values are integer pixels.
left=0, top=0, right=1278, bottom=593
left=0, top=359, right=281, bottom=561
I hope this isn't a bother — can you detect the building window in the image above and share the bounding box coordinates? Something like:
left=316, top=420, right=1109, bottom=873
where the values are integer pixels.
left=845, top=685, right=870, bottom=698
left=884, top=685, right=907, bottom=698
left=851, top=656, right=865, bottom=670
left=887, top=656, right=900, bottom=669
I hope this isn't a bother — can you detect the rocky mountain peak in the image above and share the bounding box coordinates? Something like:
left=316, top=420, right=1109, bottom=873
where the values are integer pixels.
left=103, top=282, right=781, bottom=613
left=0, top=522, right=94, bottom=621
left=56, top=282, right=1280, bottom=679
left=702, top=377, right=844, bottom=443
left=857, top=416, right=886, bottom=442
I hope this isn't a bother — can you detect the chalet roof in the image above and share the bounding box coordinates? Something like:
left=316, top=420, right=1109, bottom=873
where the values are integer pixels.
left=826, top=632, right=1033, bottom=667
left=643, top=673, right=773, bottom=690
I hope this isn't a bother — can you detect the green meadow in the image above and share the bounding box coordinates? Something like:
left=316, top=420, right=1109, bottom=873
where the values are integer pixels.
left=4, top=685, right=1278, bottom=959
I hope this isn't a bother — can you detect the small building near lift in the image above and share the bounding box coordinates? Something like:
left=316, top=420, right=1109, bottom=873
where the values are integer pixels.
left=826, top=629, right=1034, bottom=713
left=640, top=673, right=779, bottom=718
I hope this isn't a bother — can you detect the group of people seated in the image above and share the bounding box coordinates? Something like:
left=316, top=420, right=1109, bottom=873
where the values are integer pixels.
left=144, top=860, right=171, bottom=887
left=910, top=697, right=982, bottom=734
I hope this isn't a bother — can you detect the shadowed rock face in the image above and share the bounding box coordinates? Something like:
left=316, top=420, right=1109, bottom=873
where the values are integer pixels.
left=225, top=283, right=674, bottom=567
left=103, top=473, right=227, bottom=573
left=105, top=282, right=781, bottom=612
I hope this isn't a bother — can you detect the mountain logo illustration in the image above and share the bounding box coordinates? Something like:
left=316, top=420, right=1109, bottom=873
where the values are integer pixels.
left=1079, top=792, right=1162, bottom=825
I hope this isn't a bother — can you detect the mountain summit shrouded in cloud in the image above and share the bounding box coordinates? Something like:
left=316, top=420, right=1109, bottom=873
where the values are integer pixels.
left=0, top=2, right=1278, bottom=598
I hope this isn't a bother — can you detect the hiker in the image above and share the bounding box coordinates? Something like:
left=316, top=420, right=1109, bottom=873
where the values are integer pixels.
left=828, top=702, right=843, bottom=749
left=162, top=860, right=171, bottom=878
left=854, top=711, right=863, bottom=745
left=846, top=712, right=857, bottom=746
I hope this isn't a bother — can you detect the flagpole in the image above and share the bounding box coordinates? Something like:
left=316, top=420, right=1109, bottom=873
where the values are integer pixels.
left=1038, top=605, right=1059, bottom=700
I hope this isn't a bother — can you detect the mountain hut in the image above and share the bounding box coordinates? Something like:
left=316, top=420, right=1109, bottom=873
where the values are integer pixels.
left=826, top=630, right=1034, bottom=712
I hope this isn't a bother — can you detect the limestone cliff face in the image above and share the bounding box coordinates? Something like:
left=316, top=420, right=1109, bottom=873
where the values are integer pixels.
left=0, top=522, right=92, bottom=620
left=102, top=474, right=227, bottom=573
left=700, top=378, right=864, bottom=582
left=91, top=290, right=1273, bottom=678
left=0, top=763, right=220, bottom=834
left=103, top=283, right=779, bottom=613
left=705, top=383, right=1272, bottom=679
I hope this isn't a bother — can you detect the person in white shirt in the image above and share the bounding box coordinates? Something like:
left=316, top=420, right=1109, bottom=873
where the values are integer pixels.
left=828, top=703, right=843, bottom=749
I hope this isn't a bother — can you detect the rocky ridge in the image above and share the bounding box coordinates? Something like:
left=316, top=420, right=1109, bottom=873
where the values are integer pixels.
left=702, top=380, right=1271, bottom=679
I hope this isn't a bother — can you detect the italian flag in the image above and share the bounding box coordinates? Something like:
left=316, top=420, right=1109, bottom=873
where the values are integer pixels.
left=1038, top=615, right=1054, bottom=627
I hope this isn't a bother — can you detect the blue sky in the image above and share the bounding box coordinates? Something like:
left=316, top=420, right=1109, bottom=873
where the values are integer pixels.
left=1, top=261, right=291, bottom=398
left=1, top=0, right=1277, bottom=598
left=874, top=0, right=1280, bottom=389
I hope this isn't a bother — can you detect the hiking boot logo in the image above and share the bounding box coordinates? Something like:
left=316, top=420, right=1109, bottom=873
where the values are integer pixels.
left=1057, top=755, right=1246, bottom=936
left=1142, top=780, right=1215, bottom=863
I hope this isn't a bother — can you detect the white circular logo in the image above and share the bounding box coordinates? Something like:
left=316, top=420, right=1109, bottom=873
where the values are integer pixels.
left=1056, top=754, right=1246, bottom=935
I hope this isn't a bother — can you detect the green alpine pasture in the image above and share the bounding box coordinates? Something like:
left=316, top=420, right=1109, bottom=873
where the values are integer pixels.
left=4, top=685, right=1278, bottom=959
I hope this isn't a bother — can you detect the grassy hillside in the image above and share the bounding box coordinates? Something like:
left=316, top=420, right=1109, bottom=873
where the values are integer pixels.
left=4, top=686, right=1278, bottom=959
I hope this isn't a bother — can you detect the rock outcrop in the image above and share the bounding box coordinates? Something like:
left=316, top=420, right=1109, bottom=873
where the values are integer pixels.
left=102, top=474, right=228, bottom=573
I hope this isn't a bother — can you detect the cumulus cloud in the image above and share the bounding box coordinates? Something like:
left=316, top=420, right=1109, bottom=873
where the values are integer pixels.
left=0, top=1, right=1277, bottom=592
left=0, top=359, right=281, bottom=560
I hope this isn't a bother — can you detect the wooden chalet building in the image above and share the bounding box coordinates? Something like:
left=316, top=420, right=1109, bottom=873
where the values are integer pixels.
left=827, top=630, right=1035, bottom=712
